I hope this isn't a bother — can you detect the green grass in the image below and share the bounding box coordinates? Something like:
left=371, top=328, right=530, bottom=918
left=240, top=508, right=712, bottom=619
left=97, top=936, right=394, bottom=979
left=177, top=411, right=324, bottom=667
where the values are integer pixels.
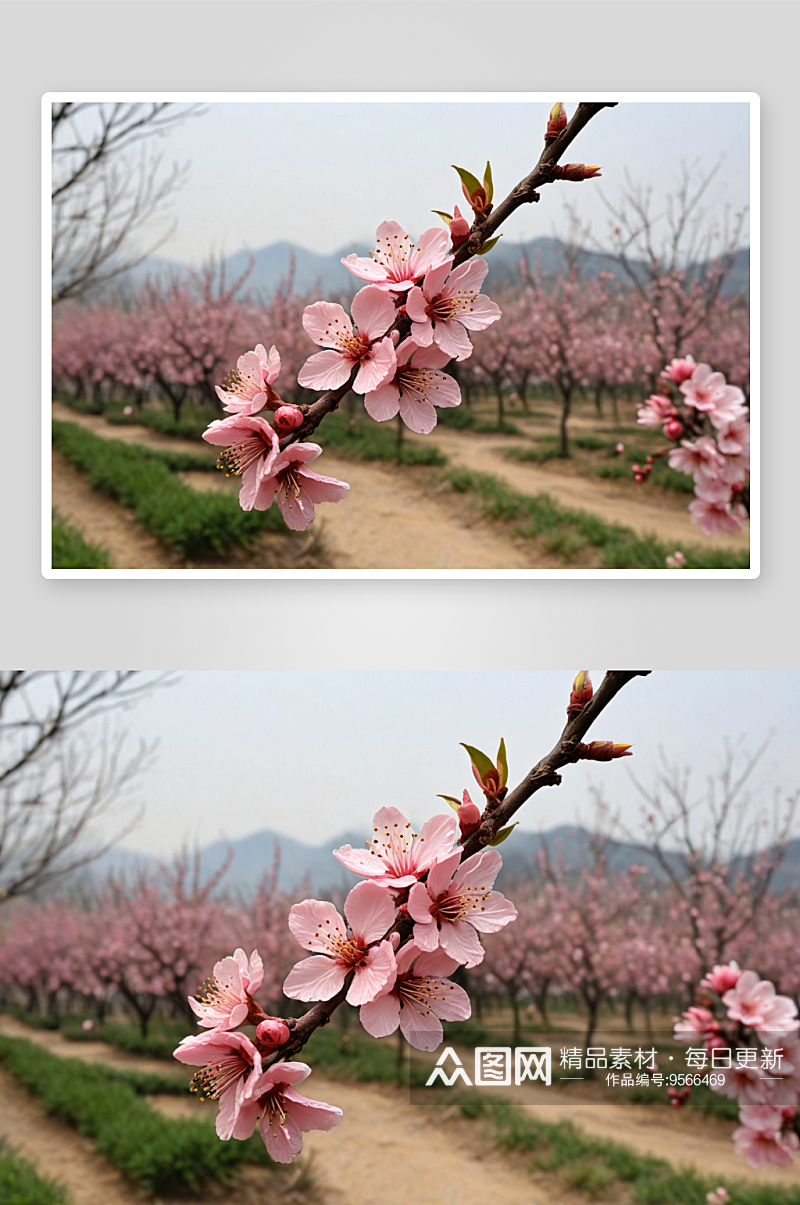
left=51, top=510, right=112, bottom=569
left=0, top=1036, right=273, bottom=1194
left=61, top=1017, right=188, bottom=1062
left=53, top=420, right=288, bottom=558
left=444, top=1093, right=800, bottom=1205
left=443, top=466, right=750, bottom=569
left=506, top=434, right=696, bottom=495
left=105, top=406, right=217, bottom=441
left=315, top=413, right=447, bottom=465
left=0, top=1142, right=70, bottom=1205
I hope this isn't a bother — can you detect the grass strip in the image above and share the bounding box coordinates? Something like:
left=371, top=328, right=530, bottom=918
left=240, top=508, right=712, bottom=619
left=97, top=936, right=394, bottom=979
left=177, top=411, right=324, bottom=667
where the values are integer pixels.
left=53, top=420, right=287, bottom=558
left=448, top=1094, right=799, bottom=1205
left=506, top=436, right=695, bottom=494
left=443, top=466, right=749, bottom=569
left=315, top=413, right=447, bottom=465
left=0, top=1035, right=272, bottom=1194
left=0, top=1141, right=70, bottom=1205
left=51, top=510, right=112, bottom=569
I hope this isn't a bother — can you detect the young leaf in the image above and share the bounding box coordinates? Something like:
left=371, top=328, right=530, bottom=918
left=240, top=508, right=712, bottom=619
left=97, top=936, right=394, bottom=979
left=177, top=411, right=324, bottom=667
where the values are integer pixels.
left=476, top=235, right=503, bottom=256
left=483, top=160, right=494, bottom=203
left=489, top=823, right=518, bottom=847
left=460, top=743, right=495, bottom=781
left=496, top=737, right=508, bottom=788
left=452, top=165, right=483, bottom=199
left=437, top=793, right=462, bottom=812
left=431, top=209, right=453, bottom=227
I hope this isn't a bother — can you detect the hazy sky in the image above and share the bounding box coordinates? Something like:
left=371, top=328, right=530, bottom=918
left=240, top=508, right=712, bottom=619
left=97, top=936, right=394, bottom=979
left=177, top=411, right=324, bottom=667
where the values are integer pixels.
left=104, top=97, right=751, bottom=264
left=86, top=671, right=799, bottom=858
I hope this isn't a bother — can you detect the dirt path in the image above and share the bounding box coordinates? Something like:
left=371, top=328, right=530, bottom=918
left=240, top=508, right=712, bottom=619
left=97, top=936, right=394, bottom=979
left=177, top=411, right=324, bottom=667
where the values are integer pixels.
left=425, top=426, right=750, bottom=551
left=52, top=405, right=538, bottom=570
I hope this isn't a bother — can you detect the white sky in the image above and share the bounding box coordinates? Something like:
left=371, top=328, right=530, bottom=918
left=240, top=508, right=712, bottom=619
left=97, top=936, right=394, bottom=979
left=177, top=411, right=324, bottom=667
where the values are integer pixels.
left=108, top=98, right=751, bottom=264
left=92, top=671, right=800, bottom=858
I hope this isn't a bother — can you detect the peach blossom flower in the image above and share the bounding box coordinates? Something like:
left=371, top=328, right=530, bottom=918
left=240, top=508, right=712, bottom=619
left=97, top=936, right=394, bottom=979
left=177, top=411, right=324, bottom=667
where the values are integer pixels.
left=173, top=1029, right=263, bottom=1140
left=701, top=962, right=742, bottom=994
left=406, top=258, right=501, bottom=362
left=342, top=221, right=451, bottom=293
left=359, top=943, right=470, bottom=1051
left=298, top=287, right=397, bottom=394
left=407, top=847, right=517, bottom=967
left=334, top=807, right=458, bottom=889
left=236, top=1062, right=342, bottom=1162
left=190, top=948, right=263, bottom=1031
left=733, top=1104, right=800, bottom=1167
left=202, top=415, right=279, bottom=511
left=252, top=443, right=349, bottom=530
left=216, top=345, right=281, bottom=416
left=284, top=881, right=397, bottom=1006
left=723, top=970, right=800, bottom=1038
left=363, top=339, right=461, bottom=434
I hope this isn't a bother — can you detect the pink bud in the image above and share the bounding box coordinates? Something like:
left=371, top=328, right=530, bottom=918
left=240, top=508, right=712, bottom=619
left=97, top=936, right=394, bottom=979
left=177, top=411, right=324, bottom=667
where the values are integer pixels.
left=274, top=406, right=304, bottom=432
left=614, top=443, right=625, bottom=454
left=256, top=1017, right=290, bottom=1047
left=450, top=205, right=471, bottom=250
left=663, top=419, right=684, bottom=441
left=458, top=790, right=482, bottom=837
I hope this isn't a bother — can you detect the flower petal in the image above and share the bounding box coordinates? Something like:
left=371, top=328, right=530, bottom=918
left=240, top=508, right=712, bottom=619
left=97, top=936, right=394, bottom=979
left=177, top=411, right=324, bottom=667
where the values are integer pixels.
left=344, top=880, right=397, bottom=944
left=288, top=899, right=346, bottom=953
left=297, top=349, right=353, bottom=390
left=360, top=991, right=402, bottom=1038
left=283, top=955, right=348, bottom=1002
left=302, top=300, right=353, bottom=348
left=364, top=381, right=401, bottom=423
left=297, top=466, right=350, bottom=505
left=347, top=939, right=397, bottom=1006
left=353, top=338, right=397, bottom=395
left=351, top=285, right=399, bottom=340
left=439, top=918, right=484, bottom=967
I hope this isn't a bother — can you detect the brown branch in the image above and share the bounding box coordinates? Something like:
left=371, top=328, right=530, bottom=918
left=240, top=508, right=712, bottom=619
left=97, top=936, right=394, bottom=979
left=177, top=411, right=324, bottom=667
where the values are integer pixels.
left=262, top=668, right=648, bottom=1067
left=278, top=101, right=616, bottom=451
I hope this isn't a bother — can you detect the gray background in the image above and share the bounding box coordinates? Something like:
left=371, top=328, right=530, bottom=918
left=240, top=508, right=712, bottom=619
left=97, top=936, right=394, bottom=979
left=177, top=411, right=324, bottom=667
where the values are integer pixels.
left=3, top=1, right=795, bottom=669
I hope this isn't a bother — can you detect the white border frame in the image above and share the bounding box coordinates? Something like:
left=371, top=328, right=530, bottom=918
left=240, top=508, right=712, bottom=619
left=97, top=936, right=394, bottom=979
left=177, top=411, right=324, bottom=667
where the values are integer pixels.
left=42, top=91, right=759, bottom=580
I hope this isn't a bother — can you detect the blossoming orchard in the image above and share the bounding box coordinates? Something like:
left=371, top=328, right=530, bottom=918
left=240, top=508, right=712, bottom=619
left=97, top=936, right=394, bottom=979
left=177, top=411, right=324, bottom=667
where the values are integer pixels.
left=51, top=102, right=751, bottom=569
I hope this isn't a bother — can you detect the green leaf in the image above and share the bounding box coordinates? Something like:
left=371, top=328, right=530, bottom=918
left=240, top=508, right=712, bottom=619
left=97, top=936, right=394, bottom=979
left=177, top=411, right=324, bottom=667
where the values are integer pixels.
left=496, top=737, right=508, bottom=787
left=483, top=160, right=494, bottom=203
left=431, top=209, right=453, bottom=227
left=489, top=823, right=518, bottom=847
left=460, top=743, right=495, bottom=781
left=437, top=793, right=462, bottom=812
left=476, top=235, right=503, bottom=256
left=452, top=165, right=483, bottom=199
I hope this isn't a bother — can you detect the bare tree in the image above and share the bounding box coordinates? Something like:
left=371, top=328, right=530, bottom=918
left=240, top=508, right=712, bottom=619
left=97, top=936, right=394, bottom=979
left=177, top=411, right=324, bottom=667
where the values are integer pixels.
left=0, top=671, right=172, bottom=900
left=51, top=102, right=204, bottom=304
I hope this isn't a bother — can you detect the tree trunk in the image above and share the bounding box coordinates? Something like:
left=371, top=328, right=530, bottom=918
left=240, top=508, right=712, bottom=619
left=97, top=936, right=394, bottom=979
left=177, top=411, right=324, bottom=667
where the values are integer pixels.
left=558, top=386, right=573, bottom=458
left=510, top=991, right=521, bottom=1046
left=582, top=995, right=600, bottom=1079
left=495, top=380, right=505, bottom=429
left=593, top=380, right=603, bottom=416
left=535, top=980, right=551, bottom=1029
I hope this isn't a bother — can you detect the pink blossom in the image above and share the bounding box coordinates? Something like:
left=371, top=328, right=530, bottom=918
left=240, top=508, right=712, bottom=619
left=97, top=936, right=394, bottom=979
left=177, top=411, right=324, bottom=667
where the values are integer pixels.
left=202, top=415, right=279, bottom=511
left=663, top=355, right=696, bottom=384
left=680, top=363, right=747, bottom=423
left=359, top=943, right=471, bottom=1051
left=216, top=344, right=281, bottom=416
left=732, top=1104, right=800, bottom=1168
left=333, top=807, right=458, bottom=890
left=706, top=1188, right=730, bottom=1205
left=637, top=394, right=675, bottom=427
left=274, top=406, right=304, bottom=432
left=252, top=443, right=349, bottom=530
left=363, top=339, right=461, bottom=434
left=714, top=410, right=751, bottom=458
left=701, top=962, right=742, bottom=994
left=283, top=881, right=397, bottom=1006
left=173, top=1029, right=263, bottom=1140
left=665, top=551, right=686, bottom=569
left=342, top=221, right=451, bottom=293
left=231, top=1061, right=342, bottom=1161
left=407, top=847, right=517, bottom=968
left=406, top=258, right=501, bottom=362
left=256, top=1017, right=291, bottom=1048
left=688, top=496, right=748, bottom=536
left=723, top=970, right=800, bottom=1037
left=298, top=287, right=397, bottom=394
left=189, top=948, right=264, bottom=1031
left=674, top=1006, right=719, bottom=1041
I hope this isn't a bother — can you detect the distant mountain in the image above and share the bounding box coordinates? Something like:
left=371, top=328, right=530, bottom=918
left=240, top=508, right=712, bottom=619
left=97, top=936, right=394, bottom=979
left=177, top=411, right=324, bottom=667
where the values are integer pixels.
left=83, top=821, right=796, bottom=899
left=98, top=238, right=750, bottom=304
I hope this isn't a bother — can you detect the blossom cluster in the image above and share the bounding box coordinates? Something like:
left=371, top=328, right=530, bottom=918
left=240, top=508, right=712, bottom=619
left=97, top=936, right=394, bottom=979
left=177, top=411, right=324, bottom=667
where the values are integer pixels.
left=674, top=962, right=800, bottom=1168
left=174, top=798, right=517, bottom=1163
left=202, top=219, right=501, bottom=528
left=636, top=357, right=750, bottom=537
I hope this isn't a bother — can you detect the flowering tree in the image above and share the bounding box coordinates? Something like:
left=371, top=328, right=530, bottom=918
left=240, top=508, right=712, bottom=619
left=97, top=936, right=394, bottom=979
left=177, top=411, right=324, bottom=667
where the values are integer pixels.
left=171, top=669, right=648, bottom=1162
left=201, top=102, right=616, bottom=529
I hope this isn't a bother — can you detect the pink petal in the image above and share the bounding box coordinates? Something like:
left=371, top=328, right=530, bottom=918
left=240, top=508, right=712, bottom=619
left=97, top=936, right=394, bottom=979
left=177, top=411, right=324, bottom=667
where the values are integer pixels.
left=297, top=466, right=350, bottom=505
left=283, top=1087, right=343, bottom=1133
left=412, top=227, right=451, bottom=274
left=407, top=881, right=436, bottom=924
left=405, top=287, right=429, bottom=325
left=468, top=890, right=518, bottom=933
left=426, top=849, right=461, bottom=899
left=423, top=261, right=453, bottom=299
left=433, top=318, right=473, bottom=362
left=395, top=941, right=423, bottom=976
left=453, top=848, right=502, bottom=891
left=297, top=349, right=353, bottom=390
left=412, top=949, right=460, bottom=979
left=360, top=991, right=402, bottom=1038
left=342, top=253, right=387, bottom=283
left=398, top=393, right=437, bottom=434
left=264, top=345, right=281, bottom=383
left=399, top=1001, right=444, bottom=1051
left=353, top=338, right=397, bottom=395
left=364, top=381, right=401, bottom=422
left=446, top=257, right=488, bottom=292
left=229, top=1096, right=261, bottom=1140
left=409, top=344, right=452, bottom=371
left=457, top=295, right=502, bottom=332
left=288, top=899, right=346, bottom=953
left=351, top=285, right=398, bottom=340
left=302, top=300, right=353, bottom=347
left=261, top=1113, right=302, bottom=1162
left=412, top=919, right=440, bottom=952
left=414, top=813, right=458, bottom=873
left=428, top=978, right=471, bottom=1023
left=439, top=918, right=484, bottom=967
left=333, top=845, right=387, bottom=877
left=344, top=880, right=397, bottom=944
left=252, top=475, right=278, bottom=512
left=347, top=940, right=397, bottom=1006
left=283, top=955, right=348, bottom=1001
left=277, top=487, right=315, bottom=531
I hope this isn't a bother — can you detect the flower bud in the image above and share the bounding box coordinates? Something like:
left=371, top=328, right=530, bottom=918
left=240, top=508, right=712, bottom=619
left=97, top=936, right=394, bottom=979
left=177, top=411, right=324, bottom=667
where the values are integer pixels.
left=551, top=164, right=602, bottom=182
left=567, top=671, right=593, bottom=715
left=614, top=442, right=625, bottom=454
left=545, top=102, right=568, bottom=141
left=449, top=205, right=471, bottom=250
left=577, top=741, right=633, bottom=761
left=458, top=790, right=482, bottom=837
left=256, top=1017, right=291, bottom=1047
left=274, top=405, right=304, bottom=431
left=663, top=418, right=684, bottom=441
